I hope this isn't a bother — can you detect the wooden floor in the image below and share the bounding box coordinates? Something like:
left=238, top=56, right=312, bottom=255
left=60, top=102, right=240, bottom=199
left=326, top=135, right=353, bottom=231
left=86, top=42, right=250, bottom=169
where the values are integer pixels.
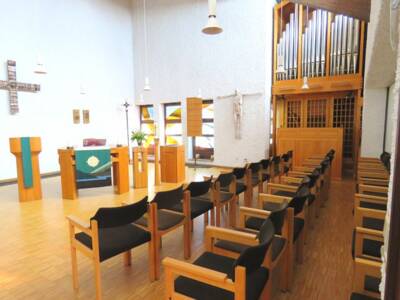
left=0, top=165, right=354, bottom=300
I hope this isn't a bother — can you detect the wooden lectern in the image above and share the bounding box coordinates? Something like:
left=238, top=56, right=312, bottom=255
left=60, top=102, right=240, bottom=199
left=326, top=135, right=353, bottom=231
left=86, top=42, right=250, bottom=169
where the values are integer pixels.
left=9, top=137, right=42, bottom=202
left=58, top=146, right=129, bottom=199
left=160, top=145, right=185, bottom=183
left=133, top=147, right=148, bottom=188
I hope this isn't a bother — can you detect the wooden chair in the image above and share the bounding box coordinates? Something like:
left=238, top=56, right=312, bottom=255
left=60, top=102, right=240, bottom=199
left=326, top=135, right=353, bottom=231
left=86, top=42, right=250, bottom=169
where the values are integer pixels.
left=67, top=197, right=155, bottom=300
left=134, top=186, right=191, bottom=279
left=351, top=258, right=381, bottom=299
left=354, top=193, right=387, bottom=212
left=358, top=184, right=388, bottom=198
left=163, top=218, right=275, bottom=300
left=170, top=178, right=215, bottom=228
left=199, top=172, right=237, bottom=227
left=213, top=202, right=293, bottom=291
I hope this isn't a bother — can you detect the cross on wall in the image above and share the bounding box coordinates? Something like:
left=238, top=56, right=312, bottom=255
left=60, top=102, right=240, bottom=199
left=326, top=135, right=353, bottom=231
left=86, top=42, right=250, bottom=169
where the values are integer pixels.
left=0, top=60, right=41, bottom=115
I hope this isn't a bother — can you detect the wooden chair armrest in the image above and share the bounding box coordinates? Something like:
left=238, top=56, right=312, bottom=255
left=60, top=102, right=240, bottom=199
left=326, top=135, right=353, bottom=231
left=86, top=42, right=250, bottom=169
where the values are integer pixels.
left=259, top=193, right=291, bottom=204
left=293, top=166, right=314, bottom=172
left=280, top=176, right=302, bottom=184
left=267, top=183, right=298, bottom=192
left=358, top=157, right=381, bottom=162
left=358, top=184, right=388, bottom=193
left=67, top=215, right=92, bottom=235
left=356, top=227, right=384, bottom=238
left=205, top=226, right=258, bottom=248
left=162, top=257, right=234, bottom=290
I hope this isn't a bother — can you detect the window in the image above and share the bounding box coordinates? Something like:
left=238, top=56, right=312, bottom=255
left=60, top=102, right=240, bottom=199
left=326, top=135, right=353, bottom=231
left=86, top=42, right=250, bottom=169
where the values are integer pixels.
left=139, top=105, right=155, bottom=150
left=193, top=100, right=214, bottom=160
left=164, top=102, right=182, bottom=145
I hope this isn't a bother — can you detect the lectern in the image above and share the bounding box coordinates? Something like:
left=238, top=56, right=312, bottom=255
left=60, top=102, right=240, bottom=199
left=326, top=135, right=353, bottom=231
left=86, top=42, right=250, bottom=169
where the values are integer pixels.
left=58, top=146, right=129, bottom=199
left=9, top=137, right=42, bottom=201
left=160, top=145, right=185, bottom=183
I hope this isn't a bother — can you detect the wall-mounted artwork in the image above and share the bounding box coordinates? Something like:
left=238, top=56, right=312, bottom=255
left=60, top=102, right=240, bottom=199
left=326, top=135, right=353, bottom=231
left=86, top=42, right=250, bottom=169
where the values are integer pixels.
left=83, top=109, right=90, bottom=124
left=73, top=109, right=80, bottom=124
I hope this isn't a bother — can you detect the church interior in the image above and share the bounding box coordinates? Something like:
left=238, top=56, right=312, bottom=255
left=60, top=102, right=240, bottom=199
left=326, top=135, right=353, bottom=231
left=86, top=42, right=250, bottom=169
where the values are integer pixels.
left=1, top=0, right=400, bottom=299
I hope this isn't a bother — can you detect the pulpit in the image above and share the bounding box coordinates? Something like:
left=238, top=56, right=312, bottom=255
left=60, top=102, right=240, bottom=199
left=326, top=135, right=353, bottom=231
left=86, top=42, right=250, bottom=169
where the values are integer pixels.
left=58, top=146, right=129, bottom=199
left=9, top=137, right=42, bottom=201
left=160, top=145, right=185, bottom=183
left=133, top=147, right=148, bottom=188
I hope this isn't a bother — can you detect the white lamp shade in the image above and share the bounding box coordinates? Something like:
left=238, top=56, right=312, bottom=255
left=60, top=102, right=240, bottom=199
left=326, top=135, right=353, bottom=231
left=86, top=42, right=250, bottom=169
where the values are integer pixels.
left=202, top=16, right=223, bottom=35
left=301, top=77, right=310, bottom=89
left=144, top=77, right=151, bottom=91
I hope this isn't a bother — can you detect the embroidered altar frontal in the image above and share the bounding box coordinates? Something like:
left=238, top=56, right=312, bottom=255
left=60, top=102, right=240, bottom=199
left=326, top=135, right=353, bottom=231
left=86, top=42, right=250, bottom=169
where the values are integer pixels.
left=75, top=149, right=112, bottom=189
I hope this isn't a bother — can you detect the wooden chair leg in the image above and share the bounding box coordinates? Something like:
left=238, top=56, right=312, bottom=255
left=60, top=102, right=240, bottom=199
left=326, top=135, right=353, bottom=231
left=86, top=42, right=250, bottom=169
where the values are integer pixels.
left=229, top=198, right=237, bottom=228
left=70, top=244, right=79, bottom=290
left=204, top=211, right=209, bottom=226
left=159, top=237, right=162, bottom=249
left=164, top=267, right=173, bottom=300
left=93, top=259, right=102, bottom=300
left=296, top=232, right=304, bottom=264
left=148, top=241, right=156, bottom=281
left=258, top=182, right=263, bottom=193
left=260, top=273, right=272, bottom=300
left=123, top=250, right=131, bottom=266
left=183, top=221, right=191, bottom=259
left=216, top=205, right=221, bottom=227
left=155, top=234, right=161, bottom=280
left=191, top=220, right=194, bottom=232
left=286, top=243, right=294, bottom=291
left=210, top=208, right=215, bottom=226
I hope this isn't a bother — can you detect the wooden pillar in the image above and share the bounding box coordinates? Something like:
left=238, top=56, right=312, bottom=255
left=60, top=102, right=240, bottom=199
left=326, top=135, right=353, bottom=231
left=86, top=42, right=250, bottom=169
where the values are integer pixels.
left=154, top=138, right=161, bottom=186
left=133, top=146, right=148, bottom=188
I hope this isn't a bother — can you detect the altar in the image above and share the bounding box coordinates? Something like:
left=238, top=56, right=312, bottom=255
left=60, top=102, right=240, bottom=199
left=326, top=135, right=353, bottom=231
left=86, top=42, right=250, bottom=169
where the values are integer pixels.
left=58, top=146, right=129, bottom=199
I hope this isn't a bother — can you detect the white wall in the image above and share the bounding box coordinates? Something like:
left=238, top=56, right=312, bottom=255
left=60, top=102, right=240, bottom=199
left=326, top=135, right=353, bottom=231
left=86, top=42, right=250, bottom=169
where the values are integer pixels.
left=361, top=88, right=387, bottom=157
left=0, top=0, right=135, bottom=180
left=131, top=0, right=273, bottom=167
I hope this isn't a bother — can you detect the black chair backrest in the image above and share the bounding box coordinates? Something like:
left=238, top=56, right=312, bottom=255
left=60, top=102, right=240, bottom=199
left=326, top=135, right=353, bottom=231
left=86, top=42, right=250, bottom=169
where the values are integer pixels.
left=231, top=219, right=275, bottom=280
left=185, top=178, right=212, bottom=197
left=216, top=172, right=234, bottom=188
left=232, top=167, right=246, bottom=180
left=308, top=168, right=320, bottom=188
left=287, top=150, right=293, bottom=159
left=272, top=156, right=281, bottom=173
left=92, top=196, right=148, bottom=228
left=281, top=153, right=290, bottom=162
left=152, top=186, right=183, bottom=210
left=260, top=159, right=270, bottom=170
left=248, top=163, right=261, bottom=174
left=290, top=185, right=309, bottom=215
left=264, top=203, right=288, bottom=236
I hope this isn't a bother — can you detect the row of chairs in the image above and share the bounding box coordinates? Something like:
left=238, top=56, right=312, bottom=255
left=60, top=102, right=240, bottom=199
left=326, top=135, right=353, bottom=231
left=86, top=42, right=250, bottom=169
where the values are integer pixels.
left=163, top=150, right=335, bottom=299
left=350, top=152, right=391, bottom=299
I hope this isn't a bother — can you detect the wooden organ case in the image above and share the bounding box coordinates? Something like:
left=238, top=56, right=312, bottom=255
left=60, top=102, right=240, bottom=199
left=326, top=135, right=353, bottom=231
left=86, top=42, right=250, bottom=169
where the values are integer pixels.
left=271, top=1, right=366, bottom=178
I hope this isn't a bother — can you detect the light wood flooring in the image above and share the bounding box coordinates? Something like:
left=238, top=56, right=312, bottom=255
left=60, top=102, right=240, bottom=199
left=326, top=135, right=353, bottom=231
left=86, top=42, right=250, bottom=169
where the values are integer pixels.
left=0, top=165, right=355, bottom=300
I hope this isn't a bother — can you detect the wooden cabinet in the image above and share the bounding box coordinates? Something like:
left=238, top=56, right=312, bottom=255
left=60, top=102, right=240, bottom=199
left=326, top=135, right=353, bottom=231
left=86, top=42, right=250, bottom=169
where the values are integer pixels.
left=160, top=145, right=185, bottom=183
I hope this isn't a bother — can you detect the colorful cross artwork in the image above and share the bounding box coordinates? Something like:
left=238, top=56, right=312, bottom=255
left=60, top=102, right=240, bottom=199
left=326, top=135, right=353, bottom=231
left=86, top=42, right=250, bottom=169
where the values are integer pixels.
left=0, top=60, right=41, bottom=115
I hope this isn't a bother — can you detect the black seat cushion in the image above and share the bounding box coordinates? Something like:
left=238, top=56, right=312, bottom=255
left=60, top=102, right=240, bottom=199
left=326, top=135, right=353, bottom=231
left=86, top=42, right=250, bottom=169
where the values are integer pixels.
left=293, top=217, right=304, bottom=242
left=273, top=190, right=296, bottom=198
left=363, top=191, right=388, bottom=197
left=363, top=217, right=384, bottom=231
left=135, top=210, right=184, bottom=231
left=197, top=191, right=234, bottom=203
left=271, top=236, right=286, bottom=262
left=350, top=293, right=379, bottom=300
left=174, top=252, right=269, bottom=300
left=222, top=182, right=246, bottom=195
left=170, top=198, right=214, bottom=220
left=263, top=201, right=288, bottom=212
left=251, top=175, right=260, bottom=186
left=351, top=229, right=383, bottom=259
left=75, top=224, right=151, bottom=262
left=360, top=201, right=387, bottom=211
left=245, top=216, right=264, bottom=231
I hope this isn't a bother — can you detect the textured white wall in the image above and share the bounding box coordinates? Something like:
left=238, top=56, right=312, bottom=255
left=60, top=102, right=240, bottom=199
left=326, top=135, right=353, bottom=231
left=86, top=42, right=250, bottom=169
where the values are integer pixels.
left=131, top=0, right=273, bottom=167
left=361, top=89, right=387, bottom=157
left=0, top=0, right=135, bottom=180
left=385, top=84, right=396, bottom=152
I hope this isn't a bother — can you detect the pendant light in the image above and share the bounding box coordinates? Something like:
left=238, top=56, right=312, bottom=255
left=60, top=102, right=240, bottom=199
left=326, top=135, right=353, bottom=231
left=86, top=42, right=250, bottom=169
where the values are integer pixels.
left=34, top=55, right=47, bottom=74
left=301, top=6, right=309, bottom=89
left=143, top=0, right=150, bottom=91
left=202, top=0, right=223, bottom=35
left=276, top=3, right=285, bottom=75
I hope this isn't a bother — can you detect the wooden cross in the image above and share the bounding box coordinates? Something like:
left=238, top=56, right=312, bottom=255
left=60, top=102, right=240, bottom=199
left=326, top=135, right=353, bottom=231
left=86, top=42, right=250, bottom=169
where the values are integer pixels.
left=0, top=60, right=40, bottom=115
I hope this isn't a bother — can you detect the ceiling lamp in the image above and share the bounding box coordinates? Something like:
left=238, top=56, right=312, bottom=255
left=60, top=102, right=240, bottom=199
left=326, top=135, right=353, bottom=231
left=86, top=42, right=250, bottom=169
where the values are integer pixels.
left=202, top=0, right=223, bottom=35
left=301, top=76, right=310, bottom=90
left=34, top=55, right=47, bottom=74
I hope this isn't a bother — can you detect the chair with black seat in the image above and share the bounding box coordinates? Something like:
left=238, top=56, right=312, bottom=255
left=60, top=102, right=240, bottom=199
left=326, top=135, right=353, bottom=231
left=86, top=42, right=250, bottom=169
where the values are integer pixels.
left=134, top=186, right=191, bottom=279
left=221, top=166, right=248, bottom=206
left=198, top=172, right=237, bottom=227
left=163, top=218, right=276, bottom=300
left=354, top=193, right=387, bottom=212
left=350, top=258, right=381, bottom=300
left=352, top=207, right=384, bottom=262
left=212, top=203, right=293, bottom=291
left=67, top=197, right=155, bottom=300
left=170, top=178, right=215, bottom=228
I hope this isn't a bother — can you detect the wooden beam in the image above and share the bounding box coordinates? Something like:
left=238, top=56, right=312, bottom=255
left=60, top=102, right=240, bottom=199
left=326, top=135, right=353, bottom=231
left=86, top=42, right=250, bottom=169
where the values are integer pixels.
left=290, top=0, right=370, bottom=21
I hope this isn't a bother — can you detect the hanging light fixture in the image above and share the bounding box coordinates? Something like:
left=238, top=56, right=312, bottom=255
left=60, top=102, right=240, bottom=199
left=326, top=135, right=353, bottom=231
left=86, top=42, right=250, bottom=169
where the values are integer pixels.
left=301, top=76, right=310, bottom=89
left=143, top=0, right=150, bottom=91
left=202, top=0, right=223, bottom=35
left=34, top=55, right=47, bottom=74
left=276, top=3, right=285, bottom=75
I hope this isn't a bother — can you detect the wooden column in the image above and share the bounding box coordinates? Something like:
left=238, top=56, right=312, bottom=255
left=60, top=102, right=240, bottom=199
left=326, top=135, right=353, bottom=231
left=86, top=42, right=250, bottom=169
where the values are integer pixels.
left=154, top=138, right=161, bottom=186
left=111, top=146, right=130, bottom=194
left=133, top=147, right=148, bottom=188
left=9, top=137, right=42, bottom=201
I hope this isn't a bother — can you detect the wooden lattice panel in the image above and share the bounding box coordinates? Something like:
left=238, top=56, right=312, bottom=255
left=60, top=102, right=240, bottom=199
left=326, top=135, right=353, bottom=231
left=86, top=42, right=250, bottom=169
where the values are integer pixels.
left=307, top=99, right=328, bottom=127
left=286, top=100, right=302, bottom=128
left=333, top=95, right=355, bottom=158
